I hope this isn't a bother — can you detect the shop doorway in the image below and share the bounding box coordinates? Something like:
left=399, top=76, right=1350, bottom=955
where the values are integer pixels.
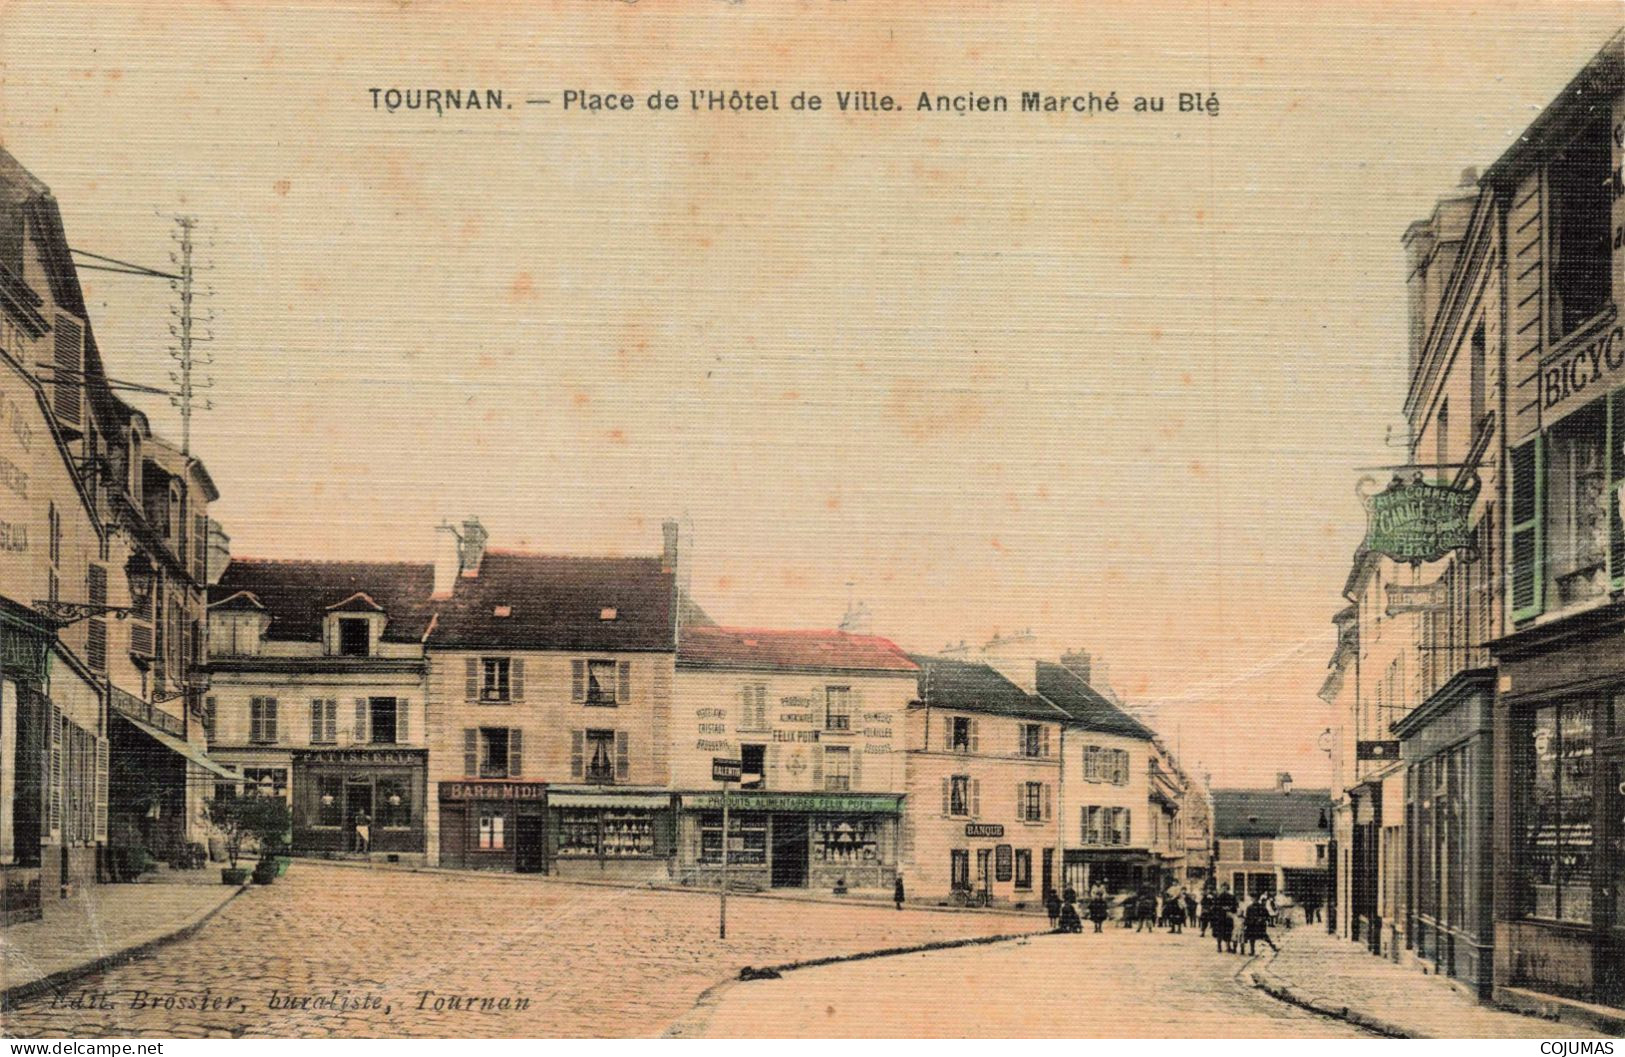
left=1600, top=754, right=1625, bottom=1007
left=976, top=848, right=992, bottom=900
left=346, top=781, right=373, bottom=853
left=514, top=814, right=545, bottom=873
left=771, top=815, right=808, bottom=887
left=1041, top=848, right=1054, bottom=897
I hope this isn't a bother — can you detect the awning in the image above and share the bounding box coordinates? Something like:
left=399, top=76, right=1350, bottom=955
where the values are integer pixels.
left=679, top=791, right=903, bottom=815
left=549, top=791, right=671, bottom=810
left=117, top=712, right=242, bottom=780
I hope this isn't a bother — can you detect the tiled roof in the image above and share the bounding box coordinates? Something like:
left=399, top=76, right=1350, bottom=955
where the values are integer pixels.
left=681, top=627, right=916, bottom=673
left=1035, top=662, right=1155, bottom=740
left=429, top=550, right=674, bottom=652
left=211, top=560, right=436, bottom=643
left=1212, top=789, right=1332, bottom=838
left=909, top=655, right=1066, bottom=719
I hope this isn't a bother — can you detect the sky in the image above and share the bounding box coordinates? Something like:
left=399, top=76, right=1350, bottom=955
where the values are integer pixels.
left=2, top=0, right=1621, bottom=786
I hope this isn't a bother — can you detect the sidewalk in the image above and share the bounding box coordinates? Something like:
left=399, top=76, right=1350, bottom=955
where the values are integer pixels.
left=1, top=874, right=244, bottom=1009
left=1252, top=925, right=1604, bottom=1038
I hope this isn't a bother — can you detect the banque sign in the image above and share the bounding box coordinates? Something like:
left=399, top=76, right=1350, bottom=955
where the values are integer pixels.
left=1358, top=472, right=1481, bottom=565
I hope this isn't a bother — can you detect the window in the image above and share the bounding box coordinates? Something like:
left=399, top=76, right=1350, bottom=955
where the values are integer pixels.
left=376, top=778, right=411, bottom=828
left=479, top=727, right=511, bottom=778
left=699, top=812, right=766, bottom=864
left=1243, top=837, right=1262, bottom=862
left=558, top=809, right=656, bottom=858
left=1522, top=699, right=1594, bottom=923
left=242, top=767, right=287, bottom=798
left=950, top=849, right=970, bottom=890
left=315, top=775, right=343, bottom=827
left=369, top=697, right=398, bottom=745
left=739, top=684, right=768, bottom=730
left=1083, top=805, right=1102, bottom=845
left=202, top=696, right=216, bottom=741
left=949, top=775, right=971, bottom=817
left=1548, top=116, right=1613, bottom=341
left=1084, top=745, right=1101, bottom=781
left=1545, top=402, right=1609, bottom=608
left=1020, top=723, right=1045, bottom=757
left=1111, top=807, right=1131, bottom=846
left=1014, top=848, right=1032, bottom=890
left=585, top=729, right=615, bottom=783
left=1020, top=781, right=1048, bottom=823
left=814, top=816, right=879, bottom=866
left=740, top=743, right=766, bottom=789
left=481, top=658, right=511, bottom=702
left=479, top=813, right=505, bottom=851
left=249, top=697, right=278, bottom=744
left=338, top=618, right=370, bottom=657
left=310, top=699, right=337, bottom=744
left=824, top=746, right=852, bottom=792
left=825, top=686, right=851, bottom=731
left=950, top=716, right=972, bottom=752
left=586, top=659, right=619, bottom=706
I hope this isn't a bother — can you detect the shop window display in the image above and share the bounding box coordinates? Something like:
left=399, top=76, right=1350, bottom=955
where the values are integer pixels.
left=1524, top=700, right=1593, bottom=923
left=558, top=809, right=656, bottom=857
left=814, top=816, right=878, bottom=866
left=699, top=812, right=766, bottom=865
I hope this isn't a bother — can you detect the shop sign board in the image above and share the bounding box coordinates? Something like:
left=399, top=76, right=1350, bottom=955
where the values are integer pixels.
left=995, top=844, right=1013, bottom=882
left=964, top=822, right=1004, bottom=839
left=438, top=781, right=546, bottom=801
left=1358, top=473, right=1480, bottom=564
left=712, top=757, right=742, bottom=783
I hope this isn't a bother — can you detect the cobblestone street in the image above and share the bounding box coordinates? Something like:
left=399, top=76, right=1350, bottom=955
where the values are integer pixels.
left=1, top=864, right=1042, bottom=1038
left=694, top=926, right=1374, bottom=1038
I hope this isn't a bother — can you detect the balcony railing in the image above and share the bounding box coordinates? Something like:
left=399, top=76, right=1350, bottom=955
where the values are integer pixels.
left=110, top=685, right=184, bottom=737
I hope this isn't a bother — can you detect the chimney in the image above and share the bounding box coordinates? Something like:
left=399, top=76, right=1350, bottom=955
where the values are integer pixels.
left=1059, top=648, right=1092, bottom=684
left=1402, top=168, right=1480, bottom=387
left=1278, top=772, right=1294, bottom=795
left=432, top=522, right=462, bottom=600
left=204, top=518, right=231, bottom=585
left=661, top=518, right=679, bottom=574
left=459, top=517, right=488, bottom=577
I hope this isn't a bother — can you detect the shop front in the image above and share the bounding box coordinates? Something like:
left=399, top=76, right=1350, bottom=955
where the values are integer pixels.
left=0, top=609, right=54, bottom=924
left=1394, top=667, right=1495, bottom=998
left=676, top=791, right=901, bottom=891
left=436, top=779, right=547, bottom=872
left=1490, top=610, right=1625, bottom=1016
left=1061, top=848, right=1158, bottom=897
left=293, top=748, right=427, bottom=860
left=1349, top=779, right=1382, bottom=953
left=546, top=786, right=674, bottom=881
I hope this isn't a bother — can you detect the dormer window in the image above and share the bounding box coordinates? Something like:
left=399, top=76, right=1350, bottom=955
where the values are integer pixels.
left=338, top=618, right=370, bottom=657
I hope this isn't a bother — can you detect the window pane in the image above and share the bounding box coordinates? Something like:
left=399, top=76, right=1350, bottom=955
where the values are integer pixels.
left=1527, top=706, right=1560, bottom=918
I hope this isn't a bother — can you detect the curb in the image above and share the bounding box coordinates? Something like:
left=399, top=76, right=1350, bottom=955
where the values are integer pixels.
left=1246, top=948, right=1418, bottom=1039
left=664, top=928, right=1045, bottom=1038
left=1, top=884, right=248, bottom=1012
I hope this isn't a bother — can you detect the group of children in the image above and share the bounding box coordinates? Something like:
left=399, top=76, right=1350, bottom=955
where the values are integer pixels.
left=1046, top=879, right=1283, bottom=957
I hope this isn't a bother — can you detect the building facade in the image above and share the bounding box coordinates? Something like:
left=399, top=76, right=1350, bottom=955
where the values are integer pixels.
left=1212, top=781, right=1332, bottom=907
left=204, top=559, right=435, bottom=861
left=903, top=655, right=1064, bottom=905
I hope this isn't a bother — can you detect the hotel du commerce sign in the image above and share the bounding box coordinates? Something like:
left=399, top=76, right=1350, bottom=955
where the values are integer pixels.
left=1358, top=471, right=1481, bottom=566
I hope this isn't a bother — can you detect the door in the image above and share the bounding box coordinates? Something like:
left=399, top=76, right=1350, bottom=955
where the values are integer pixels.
left=951, top=848, right=969, bottom=890
left=1041, top=847, right=1054, bottom=897
left=346, top=780, right=373, bottom=853
left=770, top=814, right=808, bottom=888
left=514, top=812, right=545, bottom=873
left=976, top=848, right=992, bottom=899
left=440, top=804, right=467, bottom=868
left=1599, top=753, right=1625, bottom=1006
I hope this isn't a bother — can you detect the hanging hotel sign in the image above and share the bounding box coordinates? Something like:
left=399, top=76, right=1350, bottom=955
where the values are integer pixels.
left=1358, top=472, right=1480, bottom=565
left=1383, top=580, right=1448, bottom=617
left=1356, top=740, right=1400, bottom=762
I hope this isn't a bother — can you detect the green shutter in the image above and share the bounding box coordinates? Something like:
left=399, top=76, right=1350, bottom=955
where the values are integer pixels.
left=1509, top=436, right=1545, bottom=623
left=1611, top=390, right=1625, bottom=590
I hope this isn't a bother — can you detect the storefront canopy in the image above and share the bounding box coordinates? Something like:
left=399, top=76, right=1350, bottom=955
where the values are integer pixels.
left=116, top=712, right=241, bottom=780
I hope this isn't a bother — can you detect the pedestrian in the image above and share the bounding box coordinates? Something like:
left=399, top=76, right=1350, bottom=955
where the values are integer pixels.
left=1088, top=889, right=1109, bottom=933
left=1262, top=888, right=1279, bottom=926
left=1057, top=891, right=1083, bottom=933
left=1242, top=896, right=1280, bottom=956
left=894, top=875, right=905, bottom=911
left=1135, top=886, right=1157, bottom=933
left=1166, top=890, right=1187, bottom=933
left=1303, top=888, right=1322, bottom=925
left=1184, top=890, right=1198, bottom=931
left=1198, top=888, right=1214, bottom=937
left=1044, top=886, right=1061, bottom=929
left=353, top=808, right=371, bottom=854
left=1213, top=883, right=1240, bottom=953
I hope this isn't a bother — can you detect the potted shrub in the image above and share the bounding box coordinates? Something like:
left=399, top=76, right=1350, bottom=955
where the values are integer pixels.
left=207, top=794, right=291, bottom=886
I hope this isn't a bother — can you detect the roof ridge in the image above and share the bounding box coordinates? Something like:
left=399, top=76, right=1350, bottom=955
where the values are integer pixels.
left=482, top=548, right=662, bottom=561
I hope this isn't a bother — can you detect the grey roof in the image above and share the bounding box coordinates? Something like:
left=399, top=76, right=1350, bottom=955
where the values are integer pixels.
left=1212, top=788, right=1332, bottom=838
left=1035, top=662, right=1155, bottom=740
left=910, top=655, right=1068, bottom=721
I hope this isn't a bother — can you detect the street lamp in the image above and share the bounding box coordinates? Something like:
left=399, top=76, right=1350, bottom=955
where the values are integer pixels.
left=33, top=551, right=157, bottom=625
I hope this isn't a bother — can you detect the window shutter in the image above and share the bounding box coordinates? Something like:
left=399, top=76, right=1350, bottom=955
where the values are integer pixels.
left=570, top=729, right=584, bottom=778
left=812, top=748, right=823, bottom=786
left=969, top=718, right=979, bottom=753
left=1123, top=809, right=1132, bottom=846
left=94, top=736, right=108, bottom=842
left=325, top=700, right=337, bottom=742
left=48, top=707, right=61, bottom=837
left=1509, top=437, right=1545, bottom=622
left=1611, top=391, right=1625, bottom=590
left=618, top=661, right=631, bottom=704
left=754, top=685, right=767, bottom=729
left=311, top=699, right=323, bottom=742
left=1043, top=783, right=1053, bottom=822
left=971, top=778, right=981, bottom=818
left=354, top=698, right=368, bottom=744
left=851, top=747, right=862, bottom=789
left=511, top=659, right=525, bottom=702
left=508, top=728, right=523, bottom=777
left=941, top=777, right=950, bottom=816
left=463, top=729, right=477, bottom=776
left=572, top=660, right=586, bottom=702
left=396, top=699, right=408, bottom=743
left=615, top=730, right=629, bottom=779
left=1041, top=726, right=1051, bottom=757
left=53, top=314, right=82, bottom=427
left=814, top=687, right=827, bottom=730
left=465, top=657, right=478, bottom=700
left=738, top=686, right=750, bottom=728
